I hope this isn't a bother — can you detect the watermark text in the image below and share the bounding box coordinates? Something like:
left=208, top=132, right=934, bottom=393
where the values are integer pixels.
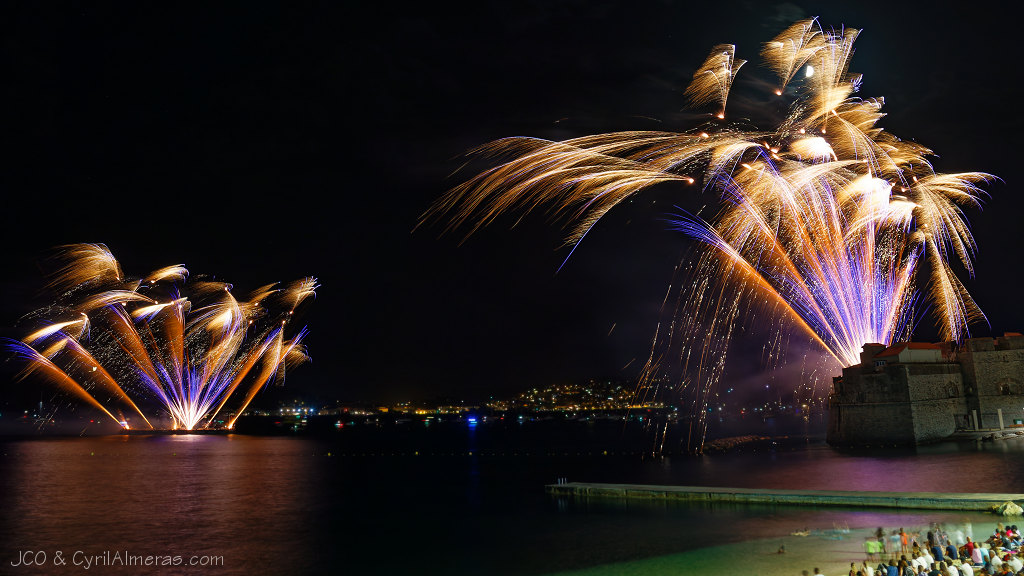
left=11, top=550, right=225, bottom=570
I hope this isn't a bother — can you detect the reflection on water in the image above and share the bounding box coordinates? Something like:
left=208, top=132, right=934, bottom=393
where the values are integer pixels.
left=1, top=424, right=1023, bottom=575
left=0, top=436, right=322, bottom=575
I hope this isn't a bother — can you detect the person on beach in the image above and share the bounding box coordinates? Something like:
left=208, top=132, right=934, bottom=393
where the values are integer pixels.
left=862, top=561, right=875, bottom=576
left=1007, top=553, right=1023, bottom=573
left=959, top=559, right=975, bottom=576
left=872, top=537, right=888, bottom=561
left=921, top=548, right=935, bottom=568
left=972, top=545, right=985, bottom=566
left=814, top=568, right=825, bottom=576
left=947, top=541, right=961, bottom=562
left=932, top=541, right=947, bottom=564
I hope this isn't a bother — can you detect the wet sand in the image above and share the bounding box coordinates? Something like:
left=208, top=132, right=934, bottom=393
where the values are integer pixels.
left=551, top=520, right=1007, bottom=575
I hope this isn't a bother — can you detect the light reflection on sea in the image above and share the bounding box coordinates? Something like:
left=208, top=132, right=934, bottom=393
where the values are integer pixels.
left=2, top=420, right=1023, bottom=575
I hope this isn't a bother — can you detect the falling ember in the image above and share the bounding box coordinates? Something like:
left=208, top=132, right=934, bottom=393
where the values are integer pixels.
left=5, top=244, right=318, bottom=431
left=421, top=19, right=994, bottom=449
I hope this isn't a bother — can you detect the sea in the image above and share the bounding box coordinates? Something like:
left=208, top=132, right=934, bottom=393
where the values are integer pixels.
left=2, top=415, right=1023, bottom=575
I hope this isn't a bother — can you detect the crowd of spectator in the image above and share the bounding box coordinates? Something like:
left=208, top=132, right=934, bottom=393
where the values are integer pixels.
left=820, top=522, right=1024, bottom=576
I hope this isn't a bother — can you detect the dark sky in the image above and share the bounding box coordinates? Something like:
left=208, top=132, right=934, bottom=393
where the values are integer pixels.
left=1, top=1, right=1020, bottom=405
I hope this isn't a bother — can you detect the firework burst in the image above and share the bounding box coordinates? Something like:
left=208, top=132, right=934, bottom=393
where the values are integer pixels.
left=423, top=19, right=994, bottom=447
left=7, top=244, right=317, bottom=430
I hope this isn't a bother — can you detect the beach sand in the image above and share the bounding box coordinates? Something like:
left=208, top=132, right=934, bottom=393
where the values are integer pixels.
left=550, top=519, right=1007, bottom=575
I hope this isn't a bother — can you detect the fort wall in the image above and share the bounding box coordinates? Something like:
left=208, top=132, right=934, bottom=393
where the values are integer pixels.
left=828, top=335, right=1024, bottom=445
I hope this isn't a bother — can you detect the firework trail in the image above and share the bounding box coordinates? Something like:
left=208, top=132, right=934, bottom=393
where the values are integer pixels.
left=422, top=19, right=994, bottom=449
left=7, top=244, right=316, bottom=430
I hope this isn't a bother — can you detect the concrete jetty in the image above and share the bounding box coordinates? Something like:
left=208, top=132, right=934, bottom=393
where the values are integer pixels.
left=546, top=482, right=1024, bottom=511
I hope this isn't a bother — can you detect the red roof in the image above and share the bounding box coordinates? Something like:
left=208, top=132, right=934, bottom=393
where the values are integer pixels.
left=874, top=342, right=942, bottom=358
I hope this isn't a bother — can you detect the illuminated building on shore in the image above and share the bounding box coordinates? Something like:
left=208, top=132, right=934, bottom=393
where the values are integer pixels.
left=828, top=333, right=1024, bottom=445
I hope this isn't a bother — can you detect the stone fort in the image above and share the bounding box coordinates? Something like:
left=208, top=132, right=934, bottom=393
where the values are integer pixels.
left=827, top=332, right=1024, bottom=445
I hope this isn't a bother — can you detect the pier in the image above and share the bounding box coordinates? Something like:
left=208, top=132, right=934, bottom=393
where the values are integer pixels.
left=545, top=482, right=1024, bottom=511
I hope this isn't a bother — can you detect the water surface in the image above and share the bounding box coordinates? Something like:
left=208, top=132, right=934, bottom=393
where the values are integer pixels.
left=2, top=422, right=1022, bottom=575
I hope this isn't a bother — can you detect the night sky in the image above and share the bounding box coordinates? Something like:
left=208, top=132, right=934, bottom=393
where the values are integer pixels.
left=1, top=1, right=1020, bottom=406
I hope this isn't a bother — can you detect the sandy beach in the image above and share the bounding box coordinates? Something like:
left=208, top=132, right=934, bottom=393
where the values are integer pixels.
left=551, top=517, right=1009, bottom=575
